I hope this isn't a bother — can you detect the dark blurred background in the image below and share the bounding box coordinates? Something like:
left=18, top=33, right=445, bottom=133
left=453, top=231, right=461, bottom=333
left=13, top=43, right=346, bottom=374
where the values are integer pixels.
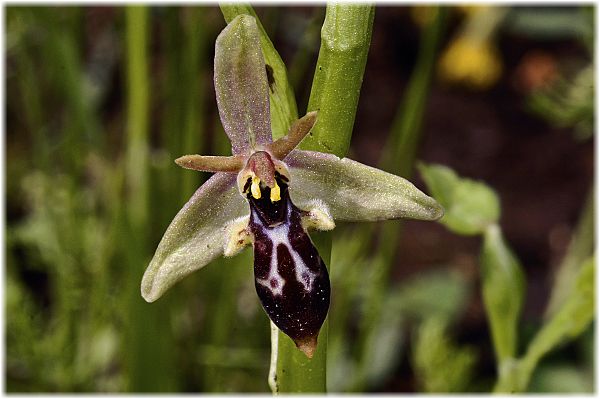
left=5, top=5, right=594, bottom=393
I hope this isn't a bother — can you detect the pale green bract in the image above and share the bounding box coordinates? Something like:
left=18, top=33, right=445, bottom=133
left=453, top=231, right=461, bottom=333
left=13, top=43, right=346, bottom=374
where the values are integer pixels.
left=141, top=14, right=443, bottom=303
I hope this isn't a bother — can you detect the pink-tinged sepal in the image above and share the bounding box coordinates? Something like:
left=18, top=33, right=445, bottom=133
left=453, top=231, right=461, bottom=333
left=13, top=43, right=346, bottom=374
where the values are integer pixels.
left=214, top=15, right=272, bottom=155
left=286, top=150, right=444, bottom=222
left=141, top=173, right=248, bottom=302
left=245, top=172, right=330, bottom=358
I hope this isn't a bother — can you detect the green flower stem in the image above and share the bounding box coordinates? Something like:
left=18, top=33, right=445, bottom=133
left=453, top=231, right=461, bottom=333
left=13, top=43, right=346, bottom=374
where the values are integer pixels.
left=302, top=4, right=375, bottom=157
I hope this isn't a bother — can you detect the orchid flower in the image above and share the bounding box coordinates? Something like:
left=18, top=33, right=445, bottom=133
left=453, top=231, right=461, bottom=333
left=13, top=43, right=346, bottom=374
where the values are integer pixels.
left=141, top=15, right=443, bottom=358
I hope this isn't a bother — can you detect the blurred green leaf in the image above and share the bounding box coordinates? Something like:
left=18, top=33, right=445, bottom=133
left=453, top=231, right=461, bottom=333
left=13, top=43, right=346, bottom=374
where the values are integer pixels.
left=495, top=256, right=594, bottom=393
left=390, top=268, right=471, bottom=321
left=362, top=300, right=405, bottom=388
left=546, top=188, right=594, bottom=317
left=480, top=224, right=526, bottom=363
left=528, top=364, right=593, bottom=393
left=418, top=163, right=500, bottom=235
left=528, top=64, right=594, bottom=141
left=326, top=332, right=358, bottom=392
left=521, top=256, right=594, bottom=379
left=360, top=268, right=470, bottom=390
left=412, top=317, right=477, bottom=393
left=505, top=7, right=593, bottom=43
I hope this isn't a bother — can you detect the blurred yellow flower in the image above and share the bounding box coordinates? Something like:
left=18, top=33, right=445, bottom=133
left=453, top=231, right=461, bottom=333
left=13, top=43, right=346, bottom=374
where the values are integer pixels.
left=457, top=5, right=489, bottom=17
left=438, top=36, right=502, bottom=90
left=410, top=6, right=437, bottom=28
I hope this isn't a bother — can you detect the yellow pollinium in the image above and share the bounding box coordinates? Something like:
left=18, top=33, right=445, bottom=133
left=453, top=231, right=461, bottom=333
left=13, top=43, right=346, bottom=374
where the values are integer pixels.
left=249, top=175, right=281, bottom=202
left=270, top=182, right=281, bottom=202
left=251, top=176, right=262, bottom=199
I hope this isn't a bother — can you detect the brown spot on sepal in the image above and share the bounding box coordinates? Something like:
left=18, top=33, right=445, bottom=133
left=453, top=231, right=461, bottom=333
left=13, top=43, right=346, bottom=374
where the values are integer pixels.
left=266, top=64, right=275, bottom=93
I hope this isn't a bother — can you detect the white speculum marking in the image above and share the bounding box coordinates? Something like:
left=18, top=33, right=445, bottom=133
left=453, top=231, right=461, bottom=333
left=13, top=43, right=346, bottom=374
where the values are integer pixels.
left=255, top=203, right=317, bottom=297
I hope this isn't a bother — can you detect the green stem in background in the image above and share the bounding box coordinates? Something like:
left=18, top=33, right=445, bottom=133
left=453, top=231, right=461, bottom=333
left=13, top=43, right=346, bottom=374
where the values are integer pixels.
left=39, top=7, right=102, bottom=172
left=379, top=7, right=446, bottom=178
left=180, top=7, right=207, bottom=202
left=10, top=9, right=48, bottom=169
left=545, top=187, right=594, bottom=317
left=123, top=7, right=177, bottom=392
left=374, top=6, right=446, bottom=267
left=125, top=6, right=149, bottom=231
left=463, top=6, right=508, bottom=43
left=157, top=7, right=208, bottom=215
left=518, top=257, right=594, bottom=388
left=353, top=8, right=446, bottom=391
left=480, top=223, right=525, bottom=364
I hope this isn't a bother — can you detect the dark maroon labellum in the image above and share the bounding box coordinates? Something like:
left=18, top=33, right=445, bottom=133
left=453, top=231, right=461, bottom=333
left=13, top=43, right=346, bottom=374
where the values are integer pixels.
left=247, top=174, right=330, bottom=358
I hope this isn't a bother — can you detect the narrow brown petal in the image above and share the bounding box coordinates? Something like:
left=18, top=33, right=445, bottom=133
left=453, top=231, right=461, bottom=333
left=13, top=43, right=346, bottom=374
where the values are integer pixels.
left=175, top=154, right=244, bottom=173
left=269, top=111, right=318, bottom=160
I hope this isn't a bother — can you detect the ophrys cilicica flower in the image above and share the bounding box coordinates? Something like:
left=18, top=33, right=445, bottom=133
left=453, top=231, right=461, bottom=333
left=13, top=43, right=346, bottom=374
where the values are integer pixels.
left=141, top=15, right=443, bottom=358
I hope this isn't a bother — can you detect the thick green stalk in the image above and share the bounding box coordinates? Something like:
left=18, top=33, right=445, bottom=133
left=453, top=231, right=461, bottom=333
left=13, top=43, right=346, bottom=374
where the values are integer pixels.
left=303, top=4, right=375, bottom=157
